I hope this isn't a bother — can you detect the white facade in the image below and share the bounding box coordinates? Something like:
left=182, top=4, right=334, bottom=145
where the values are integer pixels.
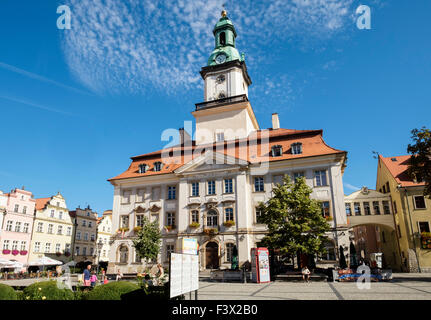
left=97, top=213, right=112, bottom=263
left=0, top=191, right=7, bottom=237
left=204, top=66, right=249, bottom=102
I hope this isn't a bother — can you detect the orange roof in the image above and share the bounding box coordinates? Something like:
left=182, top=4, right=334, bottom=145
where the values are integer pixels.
left=35, top=198, right=51, bottom=211
left=109, top=128, right=346, bottom=182
left=380, top=155, right=426, bottom=188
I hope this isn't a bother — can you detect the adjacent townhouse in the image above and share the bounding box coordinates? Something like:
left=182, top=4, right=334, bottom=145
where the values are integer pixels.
left=96, top=210, right=113, bottom=265
left=69, top=206, right=98, bottom=265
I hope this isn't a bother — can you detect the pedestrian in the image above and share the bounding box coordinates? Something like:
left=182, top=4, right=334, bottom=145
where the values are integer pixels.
left=83, top=264, right=92, bottom=287
left=90, top=270, right=98, bottom=288
left=116, top=269, right=123, bottom=281
left=302, top=266, right=311, bottom=283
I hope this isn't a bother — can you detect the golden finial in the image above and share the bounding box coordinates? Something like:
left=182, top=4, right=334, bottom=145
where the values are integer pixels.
left=221, top=10, right=227, bottom=17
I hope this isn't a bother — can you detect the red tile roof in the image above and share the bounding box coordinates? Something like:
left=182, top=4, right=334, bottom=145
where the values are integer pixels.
left=35, top=198, right=51, bottom=211
left=380, top=155, right=426, bottom=187
left=109, top=128, right=346, bottom=182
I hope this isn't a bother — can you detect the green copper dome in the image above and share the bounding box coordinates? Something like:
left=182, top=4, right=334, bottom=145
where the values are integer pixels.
left=207, top=12, right=244, bottom=66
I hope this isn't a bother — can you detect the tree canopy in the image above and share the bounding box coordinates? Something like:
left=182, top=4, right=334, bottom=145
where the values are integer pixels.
left=132, top=216, right=162, bottom=263
left=407, top=127, right=431, bottom=197
left=258, top=175, right=331, bottom=257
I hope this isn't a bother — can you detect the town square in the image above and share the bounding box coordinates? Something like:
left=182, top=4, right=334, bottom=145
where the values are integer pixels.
left=0, top=0, right=430, bottom=311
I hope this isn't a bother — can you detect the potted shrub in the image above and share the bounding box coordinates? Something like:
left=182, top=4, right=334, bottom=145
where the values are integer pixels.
left=133, top=226, right=143, bottom=233
left=203, top=228, right=218, bottom=236
left=11, top=250, right=19, bottom=256
left=223, top=220, right=235, bottom=227
left=20, top=250, right=28, bottom=256
left=189, top=222, right=200, bottom=229
left=2, top=249, right=10, bottom=255
left=118, top=227, right=130, bottom=233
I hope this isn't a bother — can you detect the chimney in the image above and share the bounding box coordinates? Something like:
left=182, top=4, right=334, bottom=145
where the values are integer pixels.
left=272, top=113, right=280, bottom=130
left=179, top=128, right=191, bottom=145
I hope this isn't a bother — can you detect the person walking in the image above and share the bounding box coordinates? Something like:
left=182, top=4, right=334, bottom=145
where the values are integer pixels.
left=302, top=266, right=311, bottom=283
left=83, top=264, right=92, bottom=287
left=90, top=270, right=98, bottom=288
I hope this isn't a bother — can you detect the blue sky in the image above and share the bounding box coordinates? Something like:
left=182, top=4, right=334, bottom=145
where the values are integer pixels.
left=0, top=0, right=430, bottom=215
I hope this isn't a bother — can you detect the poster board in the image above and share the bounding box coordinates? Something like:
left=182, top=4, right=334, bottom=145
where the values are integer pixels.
left=170, top=253, right=199, bottom=298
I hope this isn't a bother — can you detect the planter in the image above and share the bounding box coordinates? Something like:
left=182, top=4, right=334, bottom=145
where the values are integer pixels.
left=12, top=250, right=19, bottom=256
left=223, top=221, right=235, bottom=227
left=203, top=228, right=218, bottom=236
left=118, top=227, right=130, bottom=233
left=189, top=222, right=200, bottom=229
left=133, top=226, right=143, bottom=233
left=2, top=250, right=11, bottom=255
left=20, top=250, right=28, bottom=256
left=325, top=216, right=333, bottom=221
left=421, top=233, right=431, bottom=249
left=164, top=225, right=176, bottom=232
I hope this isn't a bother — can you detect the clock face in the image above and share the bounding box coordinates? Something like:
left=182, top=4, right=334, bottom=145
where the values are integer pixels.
left=215, top=53, right=227, bottom=64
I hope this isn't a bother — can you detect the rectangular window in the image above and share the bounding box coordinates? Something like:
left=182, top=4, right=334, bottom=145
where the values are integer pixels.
left=45, top=243, right=51, bottom=253
left=37, top=222, right=43, bottom=233
left=3, top=240, right=10, bottom=250
left=23, top=223, right=29, bottom=233
left=83, top=247, right=87, bottom=256
left=151, top=187, right=161, bottom=201
left=363, top=202, right=371, bottom=215
left=48, top=224, right=54, bottom=234
left=345, top=203, right=352, bottom=216
left=65, top=243, right=71, bottom=253
left=20, top=241, right=26, bottom=251
left=15, top=222, right=21, bottom=233
left=12, top=241, right=18, bottom=250
left=82, top=220, right=87, bottom=227
left=191, top=210, right=199, bottom=223
left=293, top=172, right=305, bottom=183
left=167, top=213, right=175, bottom=226
left=34, top=242, right=40, bottom=252
left=225, top=208, right=234, bottom=222
left=90, top=248, right=94, bottom=256
left=55, top=244, right=61, bottom=253
left=168, top=186, right=177, bottom=200
left=84, top=233, right=88, bottom=241
left=136, top=215, right=144, bottom=227
left=354, top=202, right=361, bottom=216
left=166, top=245, right=174, bottom=260
left=91, top=234, right=95, bottom=241
left=191, top=182, right=200, bottom=197
left=120, top=216, right=129, bottom=229
left=136, top=189, right=145, bottom=202
left=122, top=190, right=131, bottom=204
left=88, top=222, right=92, bottom=228
left=208, top=181, right=216, bottom=195
left=373, top=201, right=381, bottom=215
left=14, top=204, right=19, bottom=212
left=291, top=143, right=302, bottom=155
left=419, top=222, right=430, bottom=233
left=59, top=211, right=63, bottom=219
left=315, top=170, right=328, bottom=187
left=256, top=207, right=264, bottom=223
left=77, top=231, right=81, bottom=240
left=76, top=247, right=80, bottom=256
left=414, top=196, right=426, bottom=209
left=254, top=177, right=264, bottom=192
left=224, top=179, right=233, bottom=194
left=67, top=227, right=72, bottom=236
left=393, top=201, right=398, bottom=214
left=50, top=210, right=55, bottom=218
left=321, top=202, right=330, bottom=218
left=57, top=225, right=63, bottom=235
left=226, top=243, right=235, bottom=263
left=383, top=201, right=391, bottom=214
left=6, top=221, right=13, bottom=231
left=23, top=206, right=27, bottom=214
left=216, top=132, right=225, bottom=142
left=386, top=182, right=390, bottom=193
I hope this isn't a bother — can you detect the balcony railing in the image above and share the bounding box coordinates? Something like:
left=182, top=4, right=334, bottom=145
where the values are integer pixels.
left=195, top=94, right=248, bottom=111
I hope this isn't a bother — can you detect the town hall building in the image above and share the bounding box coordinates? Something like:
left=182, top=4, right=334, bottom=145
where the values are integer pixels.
left=107, top=11, right=349, bottom=274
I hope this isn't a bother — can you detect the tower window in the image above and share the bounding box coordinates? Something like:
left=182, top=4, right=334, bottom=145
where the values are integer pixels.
left=220, top=32, right=226, bottom=46
left=216, top=74, right=225, bottom=83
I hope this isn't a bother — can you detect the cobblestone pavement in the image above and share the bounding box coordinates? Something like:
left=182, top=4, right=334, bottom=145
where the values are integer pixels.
left=191, top=274, right=431, bottom=300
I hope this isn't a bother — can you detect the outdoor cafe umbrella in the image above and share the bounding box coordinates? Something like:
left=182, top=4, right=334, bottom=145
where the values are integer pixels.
left=28, top=256, right=63, bottom=273
left=349, top=242, right=358, bottom=268
left=339, top=246, right=347, bottom=269
left=0, top=257, right=13, bottom=269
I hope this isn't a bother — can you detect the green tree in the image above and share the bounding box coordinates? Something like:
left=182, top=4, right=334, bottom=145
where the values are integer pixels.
left=132, top=216, right=162, bottom=263
left=407, top=127, right=431, bottom=197
left=258, top=175, right=330, bottom=268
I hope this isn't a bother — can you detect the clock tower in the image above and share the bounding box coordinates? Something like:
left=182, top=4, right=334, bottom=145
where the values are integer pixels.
left=193, top=10, right=259, bottom=145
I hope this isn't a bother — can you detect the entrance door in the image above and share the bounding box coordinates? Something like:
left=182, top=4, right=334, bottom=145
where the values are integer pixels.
left=205, top=242, right=219, bottom=269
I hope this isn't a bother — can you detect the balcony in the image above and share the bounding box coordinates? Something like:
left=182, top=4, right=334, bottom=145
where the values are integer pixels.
left=195, top=94, right=248, bottom=111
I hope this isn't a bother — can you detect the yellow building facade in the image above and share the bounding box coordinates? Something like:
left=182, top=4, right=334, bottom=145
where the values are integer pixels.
left=28, top=193, right=74, bottom=264
left=377, top=155, right=431, bottom=272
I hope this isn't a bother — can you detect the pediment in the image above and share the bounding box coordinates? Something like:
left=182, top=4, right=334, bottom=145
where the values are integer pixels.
left=175, top=150, right=248, bottom=175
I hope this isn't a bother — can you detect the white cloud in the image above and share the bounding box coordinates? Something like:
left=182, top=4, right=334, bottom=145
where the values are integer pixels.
left=344, top=183, right=361, bottom=191
left=62, top=0, right=355, bottom=95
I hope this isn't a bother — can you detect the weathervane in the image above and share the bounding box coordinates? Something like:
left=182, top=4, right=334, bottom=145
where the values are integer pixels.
left=222, top=3, right=227, bottom=17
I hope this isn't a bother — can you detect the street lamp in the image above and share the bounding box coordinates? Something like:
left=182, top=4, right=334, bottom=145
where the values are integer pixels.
left=96, top=240, right=104, bottom=274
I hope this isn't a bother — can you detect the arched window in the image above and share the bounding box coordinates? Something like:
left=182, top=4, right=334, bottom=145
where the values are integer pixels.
left=219, top=32, right=226, bottom=46
left=271, top=145, right=283, bottom=157
left=119, top=245, right=129, bottom=264
left=291, top=142, right=303, bottom=155
left=207, top=209, right=218, bottom=227
left=154, top=162, right=163, bottom=172
left=139, top=164, right=148, bottom=174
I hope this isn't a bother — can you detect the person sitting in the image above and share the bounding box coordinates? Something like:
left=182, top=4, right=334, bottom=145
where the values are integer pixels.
left=302, top=266, right=311, bottom=283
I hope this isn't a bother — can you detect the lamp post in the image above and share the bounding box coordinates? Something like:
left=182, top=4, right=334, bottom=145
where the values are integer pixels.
left=96, top=240, right=103, bottom=274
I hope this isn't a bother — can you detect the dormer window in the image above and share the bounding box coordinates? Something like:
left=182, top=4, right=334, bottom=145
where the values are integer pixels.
left=154, top=162, right=163, bottom=172
left=291, top=142, right=303, bottom=155
left=271, top=145, right=283, bottom=157
left=139, top=164, right=148, bottom=174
